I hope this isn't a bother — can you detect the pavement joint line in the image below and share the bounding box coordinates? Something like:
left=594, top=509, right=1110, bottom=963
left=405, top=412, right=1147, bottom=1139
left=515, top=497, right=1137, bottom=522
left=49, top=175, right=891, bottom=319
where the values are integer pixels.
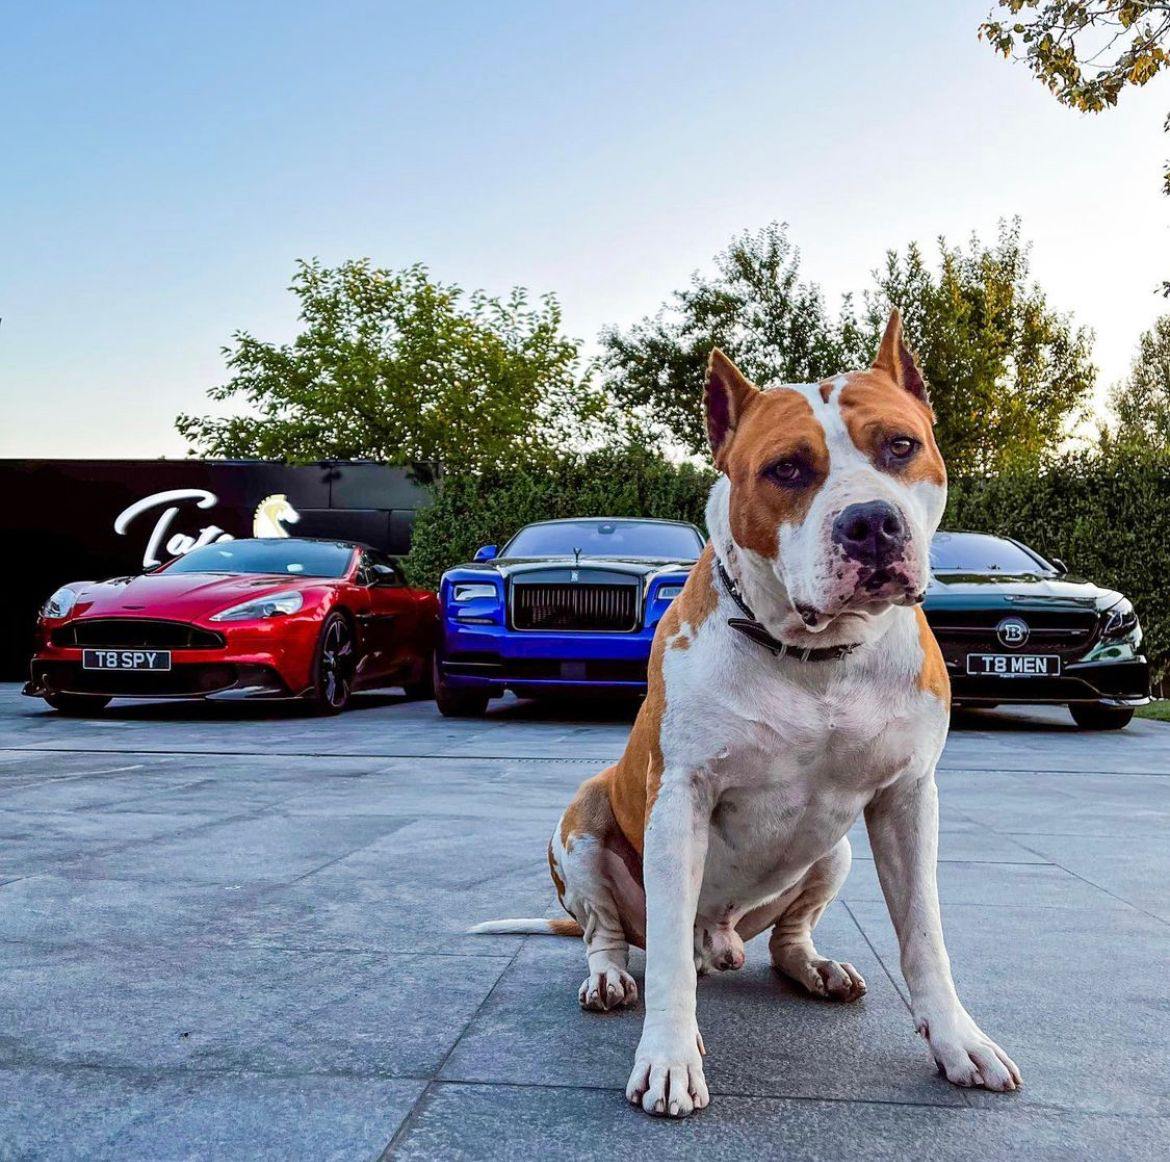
left=0, top=1060, right=1159, bottom=1120
left=955, top=814, right=1170, bottom=930
left=8, top=747, right=1170, bottom=778
left=839, top=899, right=910, bottom=1011
left=382, top=935, right=531, bottom=1157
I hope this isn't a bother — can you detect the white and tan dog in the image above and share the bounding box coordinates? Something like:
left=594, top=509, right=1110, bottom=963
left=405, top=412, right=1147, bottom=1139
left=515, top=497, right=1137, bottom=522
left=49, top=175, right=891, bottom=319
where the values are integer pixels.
left=475, top=311, right=1020, bottom=1117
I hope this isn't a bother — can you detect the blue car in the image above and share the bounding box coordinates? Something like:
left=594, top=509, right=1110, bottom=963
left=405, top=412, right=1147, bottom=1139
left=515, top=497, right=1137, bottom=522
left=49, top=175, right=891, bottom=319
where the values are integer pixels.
left=434, top=517, right=705, bottom=716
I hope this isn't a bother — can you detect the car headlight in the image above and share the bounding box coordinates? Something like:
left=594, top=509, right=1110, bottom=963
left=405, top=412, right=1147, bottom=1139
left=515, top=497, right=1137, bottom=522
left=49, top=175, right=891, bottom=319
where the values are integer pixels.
left=1101, top=598, right=1139, bottom=639
left=656, top=584, right=685, bottom=602
left=42, top=586, right=80, bottom=619
left=453, top=582, right=499, bottom=603
left=210, top=591, right=304, bottom=622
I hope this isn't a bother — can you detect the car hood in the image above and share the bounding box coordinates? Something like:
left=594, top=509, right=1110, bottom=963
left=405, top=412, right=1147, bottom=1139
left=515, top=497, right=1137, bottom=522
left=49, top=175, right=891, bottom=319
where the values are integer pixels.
left=64, top=572, right=330, bottom=621
left=924, top=571, right=1120, bottom=611
left=450, top=556, right=696, bottom=581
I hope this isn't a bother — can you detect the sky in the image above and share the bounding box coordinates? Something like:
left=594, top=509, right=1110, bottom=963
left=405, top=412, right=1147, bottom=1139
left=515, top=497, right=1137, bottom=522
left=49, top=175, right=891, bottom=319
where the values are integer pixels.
left=1, top=0, right=1167, bottom=458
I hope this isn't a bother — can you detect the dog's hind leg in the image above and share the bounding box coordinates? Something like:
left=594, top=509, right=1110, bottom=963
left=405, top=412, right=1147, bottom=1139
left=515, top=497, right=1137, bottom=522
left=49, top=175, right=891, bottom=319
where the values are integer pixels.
left=551, top=774, right=645, bottom=1013
left=767, top=837, right=867, bottom=1002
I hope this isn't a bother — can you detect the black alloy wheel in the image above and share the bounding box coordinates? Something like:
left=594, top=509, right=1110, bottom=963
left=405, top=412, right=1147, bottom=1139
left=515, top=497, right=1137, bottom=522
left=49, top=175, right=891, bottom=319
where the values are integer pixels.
left=311, top=613, right=356, bottom=715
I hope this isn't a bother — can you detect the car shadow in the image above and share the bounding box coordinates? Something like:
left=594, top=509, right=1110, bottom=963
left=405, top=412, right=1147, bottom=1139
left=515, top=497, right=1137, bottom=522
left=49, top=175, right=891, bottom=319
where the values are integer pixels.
left=26, top=690, right=417, bottom=723
left=948, top=705, right=1078, bottom=732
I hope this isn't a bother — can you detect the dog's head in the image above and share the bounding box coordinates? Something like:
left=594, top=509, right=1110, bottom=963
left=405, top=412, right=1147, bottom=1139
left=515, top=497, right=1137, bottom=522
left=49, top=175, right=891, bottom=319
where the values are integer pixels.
left=706, top=309, right=946, bottom=637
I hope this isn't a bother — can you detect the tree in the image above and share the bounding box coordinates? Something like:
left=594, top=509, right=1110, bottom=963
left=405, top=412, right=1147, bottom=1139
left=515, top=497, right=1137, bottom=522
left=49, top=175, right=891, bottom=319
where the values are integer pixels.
left=868, top=221, right=1096, bottom=474
left=597, top=224, right=869, bottom=456
left=600, top=221, right=1095, bottom=475
left=980, top=2, right=1170, bottom=291
left=1105, top=314, right=1170, bottom=448
left=177, top=259, right=598, bottom=468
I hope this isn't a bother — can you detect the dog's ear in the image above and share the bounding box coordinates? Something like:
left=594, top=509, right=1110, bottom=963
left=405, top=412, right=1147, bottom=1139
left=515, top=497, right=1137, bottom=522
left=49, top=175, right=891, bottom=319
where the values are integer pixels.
left=873, top=308, right=929, bottom=406
left=705, top=349, right=759, bottom=468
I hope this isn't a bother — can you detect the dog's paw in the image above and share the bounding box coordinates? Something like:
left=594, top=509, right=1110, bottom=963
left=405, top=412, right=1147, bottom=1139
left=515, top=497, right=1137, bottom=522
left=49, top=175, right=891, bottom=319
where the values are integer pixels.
left=773, top=949, right=867, bottom=1002
left=918, top=1009, right=1021, bottom=1092
left=625, top=1023, right=709, bottom=1117
left=578, top=967, right=638, bottom=1011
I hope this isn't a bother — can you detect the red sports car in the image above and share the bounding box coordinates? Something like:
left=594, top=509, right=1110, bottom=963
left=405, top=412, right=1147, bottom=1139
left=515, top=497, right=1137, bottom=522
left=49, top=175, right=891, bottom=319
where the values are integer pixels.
left=24, top=538, right=439, bottom=716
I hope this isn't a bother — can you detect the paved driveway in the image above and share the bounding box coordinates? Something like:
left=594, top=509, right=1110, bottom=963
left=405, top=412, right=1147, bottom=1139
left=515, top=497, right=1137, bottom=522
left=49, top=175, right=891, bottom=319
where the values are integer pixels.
left=1, top=685, right=1168, bottom=1160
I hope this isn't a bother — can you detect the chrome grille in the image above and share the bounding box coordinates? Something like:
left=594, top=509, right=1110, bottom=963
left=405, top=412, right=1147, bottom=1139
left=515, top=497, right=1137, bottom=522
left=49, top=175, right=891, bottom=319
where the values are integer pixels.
left=511, top=583, right=639, bottom=632
left=925, top=608, right=1097, bottom=660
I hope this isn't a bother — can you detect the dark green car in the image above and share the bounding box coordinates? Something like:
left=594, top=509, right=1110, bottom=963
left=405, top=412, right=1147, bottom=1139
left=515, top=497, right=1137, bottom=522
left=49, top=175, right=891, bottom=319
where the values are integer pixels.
left=924, top=531, right=1150, bottom=730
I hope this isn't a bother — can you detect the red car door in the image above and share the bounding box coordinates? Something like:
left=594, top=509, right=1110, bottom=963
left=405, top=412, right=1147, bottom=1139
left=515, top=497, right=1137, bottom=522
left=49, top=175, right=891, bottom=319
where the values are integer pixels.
left=356, top=550, right=421, bottom=682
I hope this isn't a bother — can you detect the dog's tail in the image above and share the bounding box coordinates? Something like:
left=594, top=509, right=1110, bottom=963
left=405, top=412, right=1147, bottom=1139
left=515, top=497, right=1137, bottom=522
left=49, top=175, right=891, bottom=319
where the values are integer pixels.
left=469, top=917, right=583, bottom=937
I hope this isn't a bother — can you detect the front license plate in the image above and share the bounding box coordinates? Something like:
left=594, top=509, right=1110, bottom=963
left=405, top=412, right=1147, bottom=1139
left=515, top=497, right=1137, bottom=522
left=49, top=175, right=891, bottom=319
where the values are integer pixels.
left=82, top=649, right=172, bottom=672
left=966, top=653, right=1060, bottom=678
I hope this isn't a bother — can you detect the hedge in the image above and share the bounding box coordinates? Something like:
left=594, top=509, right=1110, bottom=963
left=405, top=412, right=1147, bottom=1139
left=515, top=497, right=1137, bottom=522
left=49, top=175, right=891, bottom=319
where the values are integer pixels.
left=406, top=448, right=1169, bottom=688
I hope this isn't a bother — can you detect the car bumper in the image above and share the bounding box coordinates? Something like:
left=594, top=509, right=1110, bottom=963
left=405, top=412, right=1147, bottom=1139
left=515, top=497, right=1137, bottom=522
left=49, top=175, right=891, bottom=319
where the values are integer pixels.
left=24, top=615, right=325, bottom=701
left=439, top=619, right=657, bottom=694
left=947, top=657, right=1151, bottom=706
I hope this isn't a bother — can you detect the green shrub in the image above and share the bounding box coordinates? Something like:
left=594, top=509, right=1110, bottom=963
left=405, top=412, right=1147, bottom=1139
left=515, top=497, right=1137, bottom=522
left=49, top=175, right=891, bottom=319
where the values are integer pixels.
left=407, top=445, right=1169, bottom=689
left=946, top=450, right=1170, bottom=688
left=404, top=447, right=714, bottom=590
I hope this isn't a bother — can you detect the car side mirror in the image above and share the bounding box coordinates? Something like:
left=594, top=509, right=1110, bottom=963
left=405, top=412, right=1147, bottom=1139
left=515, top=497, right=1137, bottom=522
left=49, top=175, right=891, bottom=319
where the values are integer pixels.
left=371, top=563, right=402, bottom=586
left=473, top=544, right=498, bottom=562
left=1051, top=558, right=1067, bottom=575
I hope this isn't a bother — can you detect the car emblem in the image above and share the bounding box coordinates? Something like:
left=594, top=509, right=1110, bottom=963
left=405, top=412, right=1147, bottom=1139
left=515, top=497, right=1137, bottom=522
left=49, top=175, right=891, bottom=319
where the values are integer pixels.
left=570, top=570, right=579, bottom=583
left=996, top=616, right=1030, bottom=648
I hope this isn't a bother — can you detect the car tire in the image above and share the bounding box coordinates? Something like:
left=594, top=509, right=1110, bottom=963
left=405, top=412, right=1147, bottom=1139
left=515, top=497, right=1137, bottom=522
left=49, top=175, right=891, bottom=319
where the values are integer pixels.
left=433, top=655, right=489, bottom=718
left=1069, top=703, right=1135, bottom=731
left=402, top=651, right=436, bottom=701
left=43, top=692, right=111, bottom=716
left=309, top=612, right=355, bottom=715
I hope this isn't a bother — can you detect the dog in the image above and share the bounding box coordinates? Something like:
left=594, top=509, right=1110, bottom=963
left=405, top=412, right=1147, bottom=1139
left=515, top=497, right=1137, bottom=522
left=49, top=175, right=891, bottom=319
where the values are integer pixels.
left=473, top=310, right=1020, bottom=1117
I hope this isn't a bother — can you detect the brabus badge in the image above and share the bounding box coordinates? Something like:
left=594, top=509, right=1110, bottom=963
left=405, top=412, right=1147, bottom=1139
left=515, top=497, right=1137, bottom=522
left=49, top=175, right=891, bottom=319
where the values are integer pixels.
left=996, top=616, right=1030, bottom=648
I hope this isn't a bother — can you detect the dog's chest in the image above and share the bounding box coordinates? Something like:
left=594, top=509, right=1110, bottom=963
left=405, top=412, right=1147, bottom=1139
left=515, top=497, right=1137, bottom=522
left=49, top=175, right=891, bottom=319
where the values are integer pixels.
left=694, top=679, right=926, bottom=905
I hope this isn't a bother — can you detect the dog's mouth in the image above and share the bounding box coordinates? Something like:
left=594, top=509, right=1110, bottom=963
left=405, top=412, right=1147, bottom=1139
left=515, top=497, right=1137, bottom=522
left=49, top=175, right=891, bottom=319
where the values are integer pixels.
left=796, top=565, right=924, bottom=631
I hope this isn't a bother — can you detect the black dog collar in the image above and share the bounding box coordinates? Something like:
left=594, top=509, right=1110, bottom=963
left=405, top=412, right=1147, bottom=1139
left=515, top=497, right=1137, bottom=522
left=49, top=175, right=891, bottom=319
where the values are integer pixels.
left=715, top=558, right=860, bottom=662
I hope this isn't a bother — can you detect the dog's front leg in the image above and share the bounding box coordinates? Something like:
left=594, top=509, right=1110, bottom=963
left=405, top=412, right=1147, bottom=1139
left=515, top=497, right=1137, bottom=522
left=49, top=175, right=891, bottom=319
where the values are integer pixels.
left=626, top=772, right=711, bottom=1117
left=865, top=769, right=1021, bottom=1092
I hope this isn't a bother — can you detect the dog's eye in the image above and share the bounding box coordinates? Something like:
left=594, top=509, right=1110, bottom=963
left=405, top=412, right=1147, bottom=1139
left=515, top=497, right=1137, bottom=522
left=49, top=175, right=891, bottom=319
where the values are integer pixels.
left=888, top=436, right=918, bottom=460
left=765, top=459, right=806, bottom=487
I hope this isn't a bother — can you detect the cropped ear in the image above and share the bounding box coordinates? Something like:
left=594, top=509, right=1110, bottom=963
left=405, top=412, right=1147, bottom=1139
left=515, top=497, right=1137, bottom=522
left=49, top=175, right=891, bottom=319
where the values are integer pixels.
left=873, top=308, right=929, bottom=406
left=705, top=349, right=759, bottom=468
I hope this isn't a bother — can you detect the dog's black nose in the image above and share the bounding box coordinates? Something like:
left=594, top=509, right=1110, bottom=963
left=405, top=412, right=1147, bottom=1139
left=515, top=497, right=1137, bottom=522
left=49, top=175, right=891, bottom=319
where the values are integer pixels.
left=832, top=501, right=907, bottom=566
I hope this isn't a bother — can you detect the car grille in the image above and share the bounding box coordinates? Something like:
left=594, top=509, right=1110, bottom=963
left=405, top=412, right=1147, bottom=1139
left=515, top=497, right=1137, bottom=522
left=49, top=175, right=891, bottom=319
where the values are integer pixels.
left=925, top=608, right=1098, bottom=660
left=511, top=583, right=639, bottom=632
left=52, top=619, right=226, bottom=650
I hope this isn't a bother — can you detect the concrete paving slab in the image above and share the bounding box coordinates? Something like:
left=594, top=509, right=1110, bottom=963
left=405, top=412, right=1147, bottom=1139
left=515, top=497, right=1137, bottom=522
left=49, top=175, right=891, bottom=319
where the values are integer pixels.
left=1, top=684, right=1168, bottom=1158
left=389, top=1082, right=1170, bottom=1161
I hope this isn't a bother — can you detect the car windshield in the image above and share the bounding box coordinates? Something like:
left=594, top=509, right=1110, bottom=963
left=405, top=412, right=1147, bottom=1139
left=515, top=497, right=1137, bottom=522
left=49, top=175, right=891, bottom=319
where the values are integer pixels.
left=930, top=532, right=1054, bottom=574
left=503, top=520, right=704, bottom=561
left=162, top=540, right=354, bottom=577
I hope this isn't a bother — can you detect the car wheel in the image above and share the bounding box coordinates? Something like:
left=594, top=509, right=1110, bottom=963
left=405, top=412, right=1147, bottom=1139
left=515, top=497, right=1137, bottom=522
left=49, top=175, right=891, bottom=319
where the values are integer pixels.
left=1069, top=703, right=1135, bottom=731
left=310, top=613, right=355, bottom=715
left=402, top=651, right=436, bottom=701
left=43, top=692, right=111, bottom=716
left=433, top=654, right=489, bottom=718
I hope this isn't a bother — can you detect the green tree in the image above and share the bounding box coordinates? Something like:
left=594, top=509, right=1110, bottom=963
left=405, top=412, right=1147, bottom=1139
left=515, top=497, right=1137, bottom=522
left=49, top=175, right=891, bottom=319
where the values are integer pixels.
left=868, top=221, right=1096, bottom=474
left=1104, top=314, right=1170, bottom=449
left=598, top=224, right=869, bottom=455
left=980, top=2, right=1170, bottom=292
left=177, top=259, right=598, bottom=468
left=600, top=221, right=1095, bottom=474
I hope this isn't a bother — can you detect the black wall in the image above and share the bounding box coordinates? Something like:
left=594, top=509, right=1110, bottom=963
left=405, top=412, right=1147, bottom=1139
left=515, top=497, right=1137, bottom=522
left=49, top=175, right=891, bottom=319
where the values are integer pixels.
left=2, top=460, right=434, bottom=680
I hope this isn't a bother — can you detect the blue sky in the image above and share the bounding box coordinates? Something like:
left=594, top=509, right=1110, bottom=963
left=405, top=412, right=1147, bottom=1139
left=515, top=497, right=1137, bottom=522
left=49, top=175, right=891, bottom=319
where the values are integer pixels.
left=2, top=1, right=1166, bottom=457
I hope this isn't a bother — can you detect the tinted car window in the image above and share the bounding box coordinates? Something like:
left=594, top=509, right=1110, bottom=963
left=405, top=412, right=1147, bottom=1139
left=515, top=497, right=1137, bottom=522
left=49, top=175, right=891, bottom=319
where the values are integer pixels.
left=504, top=521, right=704, bottom=560
left=163, top=540, right=354, bottom=577
left=930, top=532, right=1053, bottom=574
